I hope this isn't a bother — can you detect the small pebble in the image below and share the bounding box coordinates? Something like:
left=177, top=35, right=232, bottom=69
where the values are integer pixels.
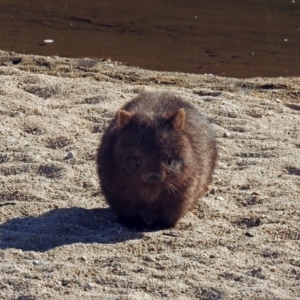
left=33, top=260, right=40, bottom=265
left=223, top=132, right=231, bottom=138
left=64, top=151, right=74, bottom=160
left=252, top=191, right=262, bottom=196
left=216, top=196, right=225, bottom=201
left=81, top=255, right=87, bottom=261
left=44, top=39, right=54, bottom=43
left=85, top=282, right=95, bottom=290
left=276, top=98, right=281, bottom=103
left=245, top=232, right=254, bottom=237
left=210, top=187, right=217, bottom=195
left=218, top=162, right=228, bottom=169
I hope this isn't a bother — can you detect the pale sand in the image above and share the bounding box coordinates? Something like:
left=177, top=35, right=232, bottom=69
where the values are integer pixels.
left=0, top=50, right=299, bottom=299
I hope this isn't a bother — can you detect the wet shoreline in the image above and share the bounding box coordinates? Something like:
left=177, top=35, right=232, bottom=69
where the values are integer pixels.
left=0, top=0, right=299, bottom=78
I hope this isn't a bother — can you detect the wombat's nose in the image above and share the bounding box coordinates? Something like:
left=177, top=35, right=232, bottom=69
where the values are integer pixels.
left=142, top=173, right=163, bottom=187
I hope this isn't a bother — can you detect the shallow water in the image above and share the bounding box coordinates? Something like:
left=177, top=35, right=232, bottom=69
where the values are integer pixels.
left=0, top=0, right=299, bottom=78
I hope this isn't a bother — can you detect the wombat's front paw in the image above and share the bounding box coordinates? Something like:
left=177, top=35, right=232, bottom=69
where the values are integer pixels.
left=150, top=218, right=178, bottom=231
left=117, top=215, right=146, bottom=231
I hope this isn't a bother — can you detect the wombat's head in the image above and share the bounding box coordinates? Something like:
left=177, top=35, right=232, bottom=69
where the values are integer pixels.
left=112, top=108, right=192, bottom=189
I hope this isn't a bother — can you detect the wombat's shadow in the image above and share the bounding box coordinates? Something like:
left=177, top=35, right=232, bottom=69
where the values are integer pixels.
left=0, top=207, right=142, bottom=252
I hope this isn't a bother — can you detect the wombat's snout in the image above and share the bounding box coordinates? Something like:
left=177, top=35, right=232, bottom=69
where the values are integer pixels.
left=141, top=173, right=165, bottom=187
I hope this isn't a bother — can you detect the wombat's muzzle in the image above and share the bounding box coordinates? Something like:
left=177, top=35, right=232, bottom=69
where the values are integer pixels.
left=141, top=173, right=165, bottom=187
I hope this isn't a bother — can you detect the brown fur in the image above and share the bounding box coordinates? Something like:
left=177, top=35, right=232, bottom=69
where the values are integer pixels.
left=97, top=91, right=217, bottom=230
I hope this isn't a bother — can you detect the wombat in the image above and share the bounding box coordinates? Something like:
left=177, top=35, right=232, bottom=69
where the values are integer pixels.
left=97, top=91, right=217, bottom=230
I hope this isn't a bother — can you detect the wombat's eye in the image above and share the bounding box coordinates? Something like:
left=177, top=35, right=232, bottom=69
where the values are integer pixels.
left=166, top=158, right=173, bottom=165
left=132, top=155, right=141, bottom=165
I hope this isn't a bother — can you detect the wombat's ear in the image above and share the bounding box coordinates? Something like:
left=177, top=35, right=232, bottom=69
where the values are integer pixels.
left=170, top=108, right=186, bottom=131
left=117, top=110, right=133, bottom=128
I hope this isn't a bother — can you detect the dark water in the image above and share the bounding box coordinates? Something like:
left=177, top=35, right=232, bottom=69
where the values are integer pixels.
left=0, top=0, right=299, bottom=78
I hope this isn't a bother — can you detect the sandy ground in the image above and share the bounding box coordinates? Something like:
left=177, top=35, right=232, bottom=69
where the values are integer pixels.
left=0, top=50, right=299, bottom=300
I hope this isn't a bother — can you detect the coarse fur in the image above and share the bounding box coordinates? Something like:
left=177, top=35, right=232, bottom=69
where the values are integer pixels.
left=97, top=91, right=217, bottom=230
